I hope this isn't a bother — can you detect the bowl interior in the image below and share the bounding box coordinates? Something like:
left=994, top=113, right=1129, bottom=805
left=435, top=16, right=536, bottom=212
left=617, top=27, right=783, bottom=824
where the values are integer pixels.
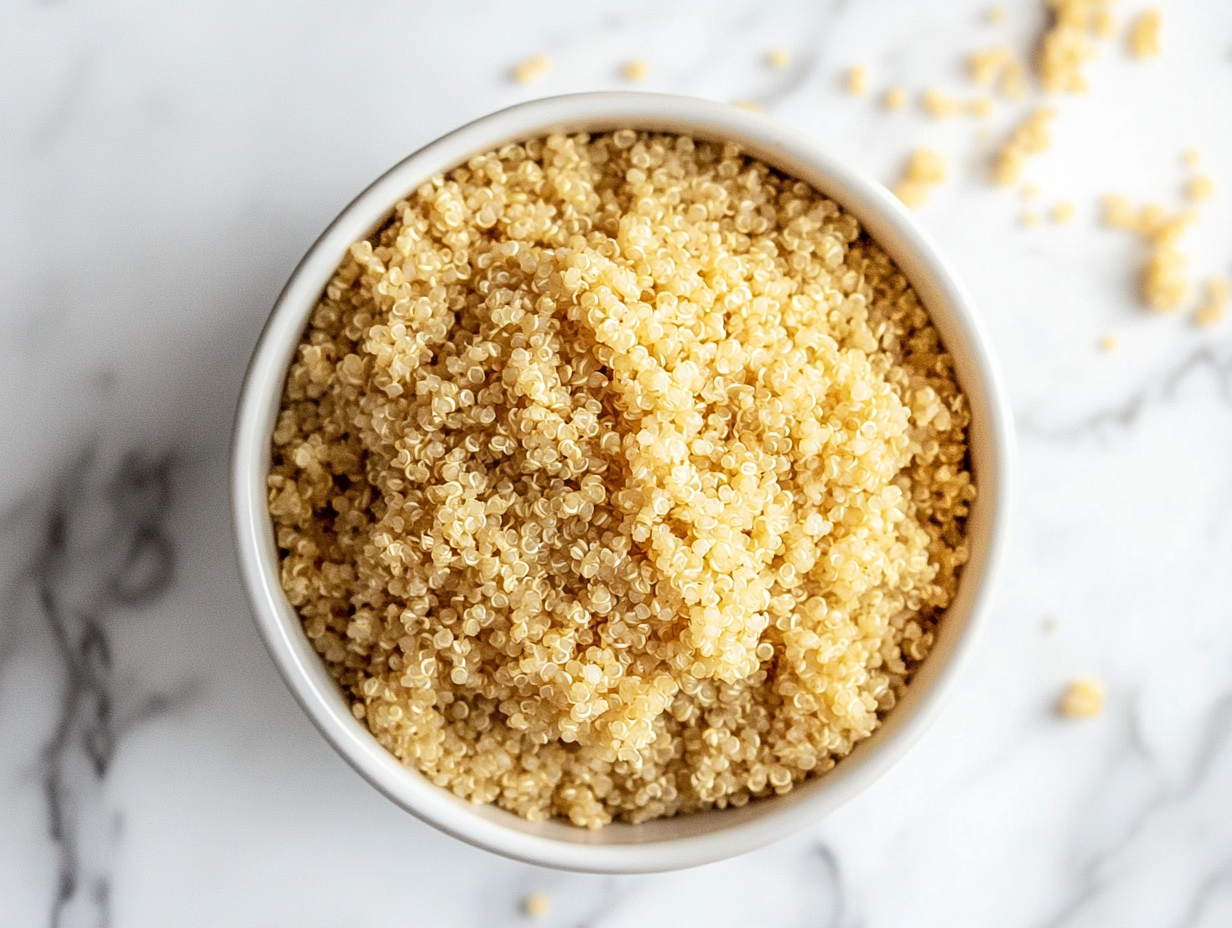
left=232, top=92, right=1013, bottom=872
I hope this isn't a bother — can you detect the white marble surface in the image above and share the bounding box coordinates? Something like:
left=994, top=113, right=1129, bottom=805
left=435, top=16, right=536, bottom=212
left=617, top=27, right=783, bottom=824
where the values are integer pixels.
left=3, top=1, right=1232, bottom=925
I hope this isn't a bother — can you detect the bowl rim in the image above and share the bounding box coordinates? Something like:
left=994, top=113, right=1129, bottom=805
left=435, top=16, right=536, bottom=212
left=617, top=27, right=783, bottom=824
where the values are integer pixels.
left=231, top=90, right=1014, bottom=873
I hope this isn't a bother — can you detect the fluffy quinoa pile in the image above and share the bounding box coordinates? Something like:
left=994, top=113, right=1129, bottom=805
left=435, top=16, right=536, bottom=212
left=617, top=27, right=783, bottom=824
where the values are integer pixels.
left=268, top=130, right=975, bottom=827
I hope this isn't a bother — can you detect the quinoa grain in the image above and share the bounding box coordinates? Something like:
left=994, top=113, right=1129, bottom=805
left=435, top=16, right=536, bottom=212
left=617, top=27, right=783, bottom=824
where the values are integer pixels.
left=1196, top=278, right=1229, bottom=327
left=1185, top=176, right=1215, bottom=203
left=512, top=55, right=551, bottom=85
left=1037, top=0, right=1117, bottom=93
left=883, top=86, right=908, bottom=110
left=1102, top=194, right=1197, bottom=311
left=922, top=88, right=962, bottom=120
left=623, top=60, right=649, bottom=82
left=1128, top=9, right=1162, bottom=59
left=847, top=65, right=870, bottom=96
left=994, top=108, right=1057, bottom=186
left=969, top=46, right=1013, bottom=89
left=968, top=97, right=995, bottom=119
left=1059, top=678, right=1104, bottom=718
left=523, top=892, right=551, bottom=918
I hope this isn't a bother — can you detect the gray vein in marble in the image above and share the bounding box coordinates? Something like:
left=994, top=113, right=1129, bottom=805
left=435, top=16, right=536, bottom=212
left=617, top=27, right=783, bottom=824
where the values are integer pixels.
left=1036, top=690, right=1232, bottom=928
left=14, top=449, right=179, bottom=928
left=1018, top=339, right=1232, bottom=443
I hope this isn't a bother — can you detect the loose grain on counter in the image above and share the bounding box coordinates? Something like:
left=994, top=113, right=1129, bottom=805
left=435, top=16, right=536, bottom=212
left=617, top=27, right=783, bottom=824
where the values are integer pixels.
left=622, top=60, right=649, bottom=83
left=1102, top=194, right=1198, bottom=311
left=1128, top=9, right=1162, bottom=59
left=1196, top=278, right=1229, bottom=327
left=847, top=65, right=870, bottom=96
left=969, top=46, right=1026, bottom=100
left=894, top=148, right=948, bottom=209
left=1059, top=678, right=1105, bottom=718
left=995, top=108, right=1056, bottom=186
left=1038, top=0, right=1117, bottom=93
left=269, top=130, right=974, bottom=828
left=883, top=86, right=908, bottom=110
left=512, top=55, right=550, bottom=85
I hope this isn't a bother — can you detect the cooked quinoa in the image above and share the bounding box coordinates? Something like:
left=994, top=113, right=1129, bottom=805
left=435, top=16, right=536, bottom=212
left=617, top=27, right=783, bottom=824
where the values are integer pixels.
left=1037, top=0, right=1116, bottom=93
left=894, top=148, right=948, bottom=210
left=1102, top=195, right=1197, bottom=312
left=268, top=130, right=975, bottom=828
left=1128, top=9, right=1162, bottom=59
left=994, top=108, right=1056, bottom=186
left=846, top=65, right=870, bottom=96
left=969, top=45, right=1026, bottom=100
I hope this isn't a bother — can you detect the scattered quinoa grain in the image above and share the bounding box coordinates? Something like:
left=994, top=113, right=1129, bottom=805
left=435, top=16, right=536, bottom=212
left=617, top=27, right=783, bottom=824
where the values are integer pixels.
left=847, top=65, right=870, bottom=96
left=1100, top=193, right=1135, bottom=230
left=768, top=48, right=792, bottom=70
left=883, top=86, right=908, bottom=110
left=1196, top=278, right=1230, bottom=327
left=1050, top=200, right=1075, bottom=223
left=623, top=60, right=649, bottom=82
left=1099, top=334, right=1119, bottom=352
left=523, top=892, right=552, bottom=918
left=986, top=5, right=1008, bottom=24
left=1059, top=678, right=1105, bottom=718
left=1128, top=9, right=1162, bottom=59
left=513, top=55, right=551, bottom=85
left=1186, top=176, right=1215, bottom=203
left=271, top=130, right=974, bottom=828
left=1042, top=617, right=1059, bottom=633
left=894, top=148, right=948, bottom=208
left=1023, top=184, right=1041, bottom=200
left=1196, top=303, right=1226, bottom=328
left=994, top=108, right=1057, bottom=185
left=1037, top=0, right=1117, bottom=93
left=999, top=57, right=1028, bottom=100
left=1022, top=211, right=1041, bottom=227
left=1142, top=237, right=1193, bottom=312
left=1182, top=148, right=1201, bottom=168
left=1093, top=7, right=1116, bottom=37
left=921, top=88, right=995, bottom=121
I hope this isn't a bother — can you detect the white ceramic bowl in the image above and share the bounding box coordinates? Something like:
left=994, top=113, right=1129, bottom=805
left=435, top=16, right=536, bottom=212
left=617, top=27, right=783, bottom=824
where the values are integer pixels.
left=232, top=91, right=1014, bottom=873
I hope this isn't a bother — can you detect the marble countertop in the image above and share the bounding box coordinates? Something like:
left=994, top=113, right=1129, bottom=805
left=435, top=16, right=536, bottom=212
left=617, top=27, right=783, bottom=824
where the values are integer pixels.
left=3, top=1, right=1231, bottom=925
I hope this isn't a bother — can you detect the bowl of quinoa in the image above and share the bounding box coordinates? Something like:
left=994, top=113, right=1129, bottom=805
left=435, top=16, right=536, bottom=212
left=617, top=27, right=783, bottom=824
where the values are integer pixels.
left=233, top=92, right=1013, bottom=872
